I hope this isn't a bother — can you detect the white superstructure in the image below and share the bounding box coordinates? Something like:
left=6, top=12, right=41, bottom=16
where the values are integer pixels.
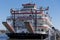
left=5, top=3, right=53, bottom=34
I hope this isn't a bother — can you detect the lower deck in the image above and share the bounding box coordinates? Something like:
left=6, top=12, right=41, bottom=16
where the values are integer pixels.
left=9, top=39, right=44, bottom=40
left=6, top=33, right=48, bottom=39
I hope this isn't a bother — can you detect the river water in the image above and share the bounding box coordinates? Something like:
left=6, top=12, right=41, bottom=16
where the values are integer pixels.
left=0, top=34, right=9, bottom=40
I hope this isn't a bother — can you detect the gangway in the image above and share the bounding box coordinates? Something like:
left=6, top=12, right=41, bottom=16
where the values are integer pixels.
left=2, top=22, right=15, bottom=33
left=24, top=22, right=34, bottom=33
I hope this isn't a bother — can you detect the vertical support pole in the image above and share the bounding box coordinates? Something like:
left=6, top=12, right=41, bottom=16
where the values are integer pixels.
left=31, top=9, right=37, bottom=33
left=13, top=11, right=16, bottom=32
left=35, top=10, right=37, bottom=33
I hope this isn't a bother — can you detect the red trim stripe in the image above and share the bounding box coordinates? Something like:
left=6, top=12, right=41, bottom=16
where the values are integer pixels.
left=33, top=26, right=48, bottom=28
left=11, top=11, right=43, bottom=14
left=16, top=17, right=47, bottom=20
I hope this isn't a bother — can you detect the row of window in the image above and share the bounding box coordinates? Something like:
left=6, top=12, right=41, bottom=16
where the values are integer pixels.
left=37, top=29, right=44, bottom=31
left=24, top=6, right=34, bottom=8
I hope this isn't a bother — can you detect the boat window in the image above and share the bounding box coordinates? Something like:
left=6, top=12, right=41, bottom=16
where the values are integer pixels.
left=18, top=26, right=20, bottom=29
left=24, top=6, right=34, bottom=8
left=22, top=31, right=25, bottom=33
left=41, top=29, right=44, bottom=31
left=29, top=15, right=32, bottom=17
left=26, top=32, right=28, bottom=33
left=39, top=16, right=42, bottom=18
left=45, top=15, right=47, bottom=17
left=40, top=23, right=43, bottom=25
left=38, top=29, right=40, bottom=31
left=35, top=15, right=42, bottom=18
left=37, top=28, right=40, bottom=31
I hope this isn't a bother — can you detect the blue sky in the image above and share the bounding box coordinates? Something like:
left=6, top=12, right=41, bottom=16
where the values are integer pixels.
left=0, top=0, right=60, bottom=30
